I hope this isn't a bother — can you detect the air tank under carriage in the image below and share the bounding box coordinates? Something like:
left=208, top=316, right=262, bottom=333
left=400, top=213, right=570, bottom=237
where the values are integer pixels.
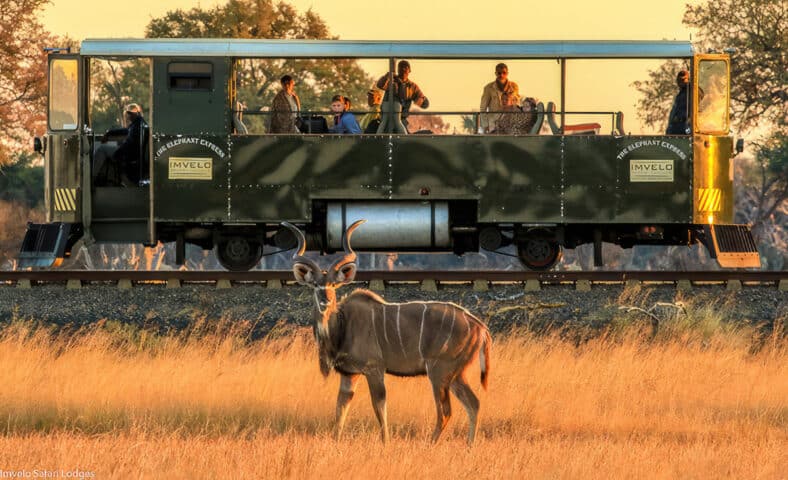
left=18, top=39, right=760, bottom=271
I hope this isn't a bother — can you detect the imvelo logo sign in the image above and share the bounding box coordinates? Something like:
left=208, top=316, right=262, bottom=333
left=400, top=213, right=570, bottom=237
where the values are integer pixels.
left=629, top=159, right=674, bottom=182
left=157, top=137, right=226, bottom=181
left=168, top=157, right=213, bottom=180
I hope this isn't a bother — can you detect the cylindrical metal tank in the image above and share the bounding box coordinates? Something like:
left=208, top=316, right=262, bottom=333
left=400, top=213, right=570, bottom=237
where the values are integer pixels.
left=326, top=201, right=450, bottom=249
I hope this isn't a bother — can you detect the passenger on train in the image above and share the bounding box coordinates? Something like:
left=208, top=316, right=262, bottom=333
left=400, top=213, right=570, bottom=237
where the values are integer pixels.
left=376, top=60, right=429, bottom=132
left=269, top=75, right=301, bottom=134
left=329, top=95, right=362, bottom=134
left=666, top=70, right=690, bottom=134
left=359, top=87, right=383, bottom=133
left=479, top=63, right=520, bottom=134
left=95, top=103, right=149, bottom=186
left=496, top=93, right=536, bottom=135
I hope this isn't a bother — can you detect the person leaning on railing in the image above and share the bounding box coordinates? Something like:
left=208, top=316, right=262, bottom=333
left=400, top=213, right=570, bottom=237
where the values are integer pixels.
left=376, top=60, right=429, bottom=133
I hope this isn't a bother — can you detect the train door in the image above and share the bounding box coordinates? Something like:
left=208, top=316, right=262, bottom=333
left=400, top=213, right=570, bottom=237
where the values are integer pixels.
left=18, top=55, right=84, bottom=267
left=88, top=57, right=152, bottom=246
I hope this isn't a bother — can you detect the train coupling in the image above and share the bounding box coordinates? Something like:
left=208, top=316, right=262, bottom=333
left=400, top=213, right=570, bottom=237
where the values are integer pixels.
left=17, top=222, right=79, bottom=268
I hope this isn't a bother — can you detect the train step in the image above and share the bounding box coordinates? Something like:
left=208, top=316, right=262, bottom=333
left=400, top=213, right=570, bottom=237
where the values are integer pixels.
left=709, top=224, right=761, bottom=268
left=17, top=223, right=75, bottom=268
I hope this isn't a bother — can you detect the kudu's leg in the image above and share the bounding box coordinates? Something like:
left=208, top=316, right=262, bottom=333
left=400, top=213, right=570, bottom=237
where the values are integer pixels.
left=365, top=370, right=389, bottom=444
left=335, top=373, right=361, bottom=440
left=450, top=373, right=480, bottom=445
left=427, top=365, right=453, bottom=443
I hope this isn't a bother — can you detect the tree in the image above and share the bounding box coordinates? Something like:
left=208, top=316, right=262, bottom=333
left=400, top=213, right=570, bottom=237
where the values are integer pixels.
left=633, top=0, right=787, bottom=255
left=737, top=132, right=788, bottom=233
left=0, top=153, right=44, bottom=208
left=143, top=0, right=373, bottom=113
left=633, top=0, right=786, bottom=133
left=0, top=0, right=58, bottom=165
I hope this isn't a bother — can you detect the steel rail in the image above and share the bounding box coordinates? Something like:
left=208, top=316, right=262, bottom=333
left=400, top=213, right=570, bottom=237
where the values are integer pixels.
left=1, top=270, right=785, bottom=286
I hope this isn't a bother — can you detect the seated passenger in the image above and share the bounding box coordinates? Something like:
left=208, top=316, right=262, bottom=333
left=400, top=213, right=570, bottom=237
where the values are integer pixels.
left=496, top=93, right=536, bottom=135
left=479, top=63, right=520, bottom=134
left=270, top=75, right=301, bottom=134
left=359, top=87, right=383, bottom=134
left=95, top=103, right=149, bottom=186
left=329, top=95, right=362, bottom=134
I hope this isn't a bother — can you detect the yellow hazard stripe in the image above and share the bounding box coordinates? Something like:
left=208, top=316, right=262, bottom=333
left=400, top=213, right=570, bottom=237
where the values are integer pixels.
left=698, top=188, right=721, bottom=212
left=54, top=188, right=77, bottom=211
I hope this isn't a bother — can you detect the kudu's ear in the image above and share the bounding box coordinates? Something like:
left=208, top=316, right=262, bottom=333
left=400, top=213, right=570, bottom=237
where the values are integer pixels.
left=332, top=262, right=357, bottom=285
left=292, top=263, right=317, bottom=285
left=281, top=221, right=322, bottom=282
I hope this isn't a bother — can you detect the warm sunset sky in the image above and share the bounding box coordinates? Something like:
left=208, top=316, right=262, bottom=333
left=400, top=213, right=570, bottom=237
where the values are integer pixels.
left=41, top=0, right=701, bottom=133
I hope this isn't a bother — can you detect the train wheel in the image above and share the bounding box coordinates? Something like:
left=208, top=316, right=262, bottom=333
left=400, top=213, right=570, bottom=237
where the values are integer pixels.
left=216, top=236, right=262, bottom=271
left=517, top=233, right=563, bottom=271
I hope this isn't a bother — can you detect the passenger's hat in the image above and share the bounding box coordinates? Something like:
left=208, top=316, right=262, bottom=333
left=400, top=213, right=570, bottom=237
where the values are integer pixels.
left=124, top=103, right=142, bottom=114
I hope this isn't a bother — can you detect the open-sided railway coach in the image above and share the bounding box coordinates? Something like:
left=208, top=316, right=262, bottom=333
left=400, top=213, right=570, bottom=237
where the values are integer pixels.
left=19, top=39, right=760, bottom=270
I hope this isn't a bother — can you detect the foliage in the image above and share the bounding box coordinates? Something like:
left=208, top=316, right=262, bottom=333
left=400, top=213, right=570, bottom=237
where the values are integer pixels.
left=631, top=59, right=688, bottom=133
left=633, top=0, right=787, bottom=255
left=89, top=59, right=151, bottom=132
left=0, top=153, right=44, bottom=208
left=141, top=0, right=373, bottom=113
left=634, top=0, right=786, bottom=133
left=682, top=0, right=786, bottom=131
left=0, top=0, right=58, bottom=164
left=736, top=131, right=788, bottom=265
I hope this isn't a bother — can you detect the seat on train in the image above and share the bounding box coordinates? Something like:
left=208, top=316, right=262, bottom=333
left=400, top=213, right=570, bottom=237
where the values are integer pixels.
left=529, top=101, right=545, bottom=134
left=545, top=101, right=601, bottom=135
left=613, top=111, right=626, bottom=135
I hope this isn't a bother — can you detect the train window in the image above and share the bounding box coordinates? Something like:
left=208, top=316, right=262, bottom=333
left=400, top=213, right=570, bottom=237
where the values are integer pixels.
left=49, top=59, right=78, bottom=131
left=168, top=62, right=213, bottom=90
left=696, top=59, right=729, bottom=134
left=89, top=58, right=151, bottom=133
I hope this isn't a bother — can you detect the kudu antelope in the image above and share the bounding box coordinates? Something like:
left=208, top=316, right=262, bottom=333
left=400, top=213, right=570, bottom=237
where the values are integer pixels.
left=282, top=220, right=492, bottom=444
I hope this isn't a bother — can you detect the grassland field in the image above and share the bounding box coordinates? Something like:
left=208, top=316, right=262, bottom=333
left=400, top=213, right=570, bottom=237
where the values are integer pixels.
left=0, top=299, right=784, bottom=479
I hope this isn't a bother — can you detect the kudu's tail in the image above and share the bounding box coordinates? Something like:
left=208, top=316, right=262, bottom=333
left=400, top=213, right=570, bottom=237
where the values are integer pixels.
left=480, top=329, right=492, bottom=390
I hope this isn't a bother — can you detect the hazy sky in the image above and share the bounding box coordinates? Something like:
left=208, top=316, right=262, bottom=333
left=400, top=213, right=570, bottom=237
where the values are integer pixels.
left=42, top=0, right=696, bottom=41
left=41, top=0, right=700, bottom=133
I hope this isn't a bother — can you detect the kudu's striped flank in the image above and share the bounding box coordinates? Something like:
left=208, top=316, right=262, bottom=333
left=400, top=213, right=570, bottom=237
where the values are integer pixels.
left=283, top=220, right=492, bottom=445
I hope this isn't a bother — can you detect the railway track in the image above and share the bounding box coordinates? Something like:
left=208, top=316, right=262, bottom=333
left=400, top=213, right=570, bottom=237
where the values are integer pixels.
left=1, top=270, right=786, bottom=291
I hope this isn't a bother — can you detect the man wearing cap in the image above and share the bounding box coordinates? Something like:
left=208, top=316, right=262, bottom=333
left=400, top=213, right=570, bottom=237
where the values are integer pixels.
left=376, top=60, right=429, bottom=132
left=666, top=70, right=691, bottom=135
left=359, top=87, right=383, bottom=133
left=479, top=63, right=520, bottom=134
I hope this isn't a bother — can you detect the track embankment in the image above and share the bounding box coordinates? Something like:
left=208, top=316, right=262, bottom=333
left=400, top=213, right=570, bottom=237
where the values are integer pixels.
left=1, top=270, right=784, bottom=337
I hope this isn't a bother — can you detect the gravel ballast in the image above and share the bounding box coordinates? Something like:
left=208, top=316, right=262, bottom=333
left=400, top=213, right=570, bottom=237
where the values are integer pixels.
left=1, top=283, right=784, bottom=338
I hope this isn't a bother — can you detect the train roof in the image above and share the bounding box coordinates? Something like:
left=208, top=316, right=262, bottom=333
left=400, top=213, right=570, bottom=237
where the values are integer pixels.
left=79, top=39, right=695, bottom=59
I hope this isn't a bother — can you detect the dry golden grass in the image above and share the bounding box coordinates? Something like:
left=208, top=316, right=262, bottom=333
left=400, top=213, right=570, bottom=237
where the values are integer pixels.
left=0, top=318, right=784, bottom=479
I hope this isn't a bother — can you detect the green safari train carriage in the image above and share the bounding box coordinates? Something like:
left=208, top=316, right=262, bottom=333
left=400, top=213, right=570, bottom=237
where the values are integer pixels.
left=19, top=39, right=760, bottom=270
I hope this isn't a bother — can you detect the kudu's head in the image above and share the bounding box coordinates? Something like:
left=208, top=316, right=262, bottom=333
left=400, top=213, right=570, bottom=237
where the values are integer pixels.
left=281, top=220, right=365, bottom=320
